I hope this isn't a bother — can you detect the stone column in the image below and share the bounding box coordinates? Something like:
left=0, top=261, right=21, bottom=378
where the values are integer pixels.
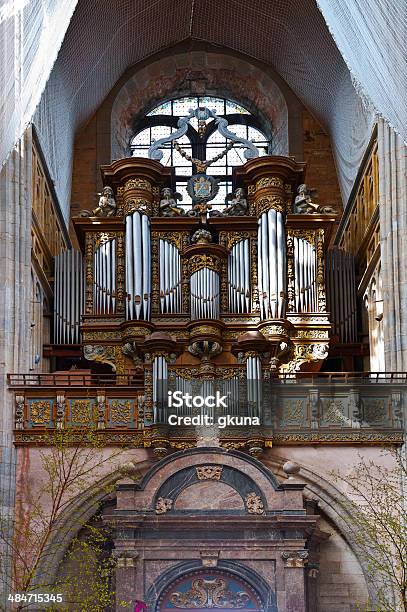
left=281, top=550, right=308, bottom=612
left=113, top=550, right=139, bottom=611
left=378, top=119, right=407, bottom=371
left=0, top=129, right=33, bottom=607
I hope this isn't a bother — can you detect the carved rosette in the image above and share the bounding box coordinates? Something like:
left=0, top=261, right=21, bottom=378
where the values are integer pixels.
left=245, top=492, right=265, bottom=515
left=155, top=497, right=173, bottom=514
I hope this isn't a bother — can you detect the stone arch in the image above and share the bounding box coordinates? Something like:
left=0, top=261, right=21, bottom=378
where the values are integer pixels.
left=33, top=456, right=155, bottom=587
left=109, top=49, right=292, bottom=161
left=33, top=448, right=379, bottom=608
left=262, top=455, right=378, bottom=607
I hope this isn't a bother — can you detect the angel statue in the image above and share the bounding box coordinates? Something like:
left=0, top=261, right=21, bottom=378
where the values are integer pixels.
left=159, top=187, right=185, bottom=217
left=224, top=187, right=248, bottom=216
left=92, top=186, right=117, bottom=217
left=294, top=184, right=335, bottom=215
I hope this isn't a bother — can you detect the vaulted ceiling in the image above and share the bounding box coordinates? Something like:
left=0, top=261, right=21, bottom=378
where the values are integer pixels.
left=34, top=0, right=376, bottom=217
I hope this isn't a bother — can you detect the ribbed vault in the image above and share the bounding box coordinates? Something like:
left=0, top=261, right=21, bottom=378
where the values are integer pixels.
left=33, top=0, right=376, bottom=218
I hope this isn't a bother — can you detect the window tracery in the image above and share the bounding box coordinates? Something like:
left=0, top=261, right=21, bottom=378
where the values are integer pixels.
left=131, top=96, right=270, bottom=207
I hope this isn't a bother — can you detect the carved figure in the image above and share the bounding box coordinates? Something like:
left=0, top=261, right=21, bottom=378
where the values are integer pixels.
left=191, top=229, right=212, bottom=244
left=224, top=187, right=248, bottom=216
left=93, top=186, right=116, bottom=217
left=159, top=187, right=184, bottom=217
left=294, top=184, right=335, bottom=214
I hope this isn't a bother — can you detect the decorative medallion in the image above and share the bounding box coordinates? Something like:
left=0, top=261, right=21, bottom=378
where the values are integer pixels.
left=245, top=492, right=265, bottom=515
left=187, top=173, right=219, bottom=204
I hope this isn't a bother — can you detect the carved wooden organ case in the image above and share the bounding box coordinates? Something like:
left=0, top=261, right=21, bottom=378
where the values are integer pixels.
left=66, top=154, right=335, bottom=444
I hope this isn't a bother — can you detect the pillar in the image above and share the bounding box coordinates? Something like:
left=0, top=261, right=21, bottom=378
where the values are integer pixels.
left=281, top=550, right=308, bottom=612
left=113, top=550, right=140, bottom=611
left=378, top=119, right=407, bottom=371
left=0, top=128, right=33, bottom=606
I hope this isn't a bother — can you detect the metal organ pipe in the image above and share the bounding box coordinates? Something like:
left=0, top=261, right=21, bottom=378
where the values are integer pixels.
left=326, top=248, right=357, bottom=343
left=246, top=356, right=262, bottom=418
left=190, top=267, right=220, bottom=319
left=53, top=249, right=85, bottom=345
left=293, top=237, right=317, bottom=314
left=228, top=239, right=250, bottom=314
left=93, top=238, right=117, bottom=316
left=125, top=211, right=151, bottom=321
left=159, top=239, right=182, bottom=314
left=257, top=211, right=286, bottom=320
left=152, top=355, right=168, bottom=423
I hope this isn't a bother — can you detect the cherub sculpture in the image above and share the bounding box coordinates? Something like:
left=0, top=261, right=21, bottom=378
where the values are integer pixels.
left=224, top=187, right=248, bottom=216
left=159, top=187, right=185, bottom=217
left=294, top=184, right=335, bottom=214
left=92, top=186, right=116, bottom=217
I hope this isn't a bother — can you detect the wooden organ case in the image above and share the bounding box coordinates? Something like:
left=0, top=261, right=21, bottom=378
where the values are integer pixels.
left=69, top=154, right=336, bottom=452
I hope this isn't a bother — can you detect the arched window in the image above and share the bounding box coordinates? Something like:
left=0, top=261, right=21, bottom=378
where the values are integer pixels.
left=130, top=96, right=270, bottom=206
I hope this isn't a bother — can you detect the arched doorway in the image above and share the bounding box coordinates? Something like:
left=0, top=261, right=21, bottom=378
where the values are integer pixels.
left=156, top=569, right=265, bottom=611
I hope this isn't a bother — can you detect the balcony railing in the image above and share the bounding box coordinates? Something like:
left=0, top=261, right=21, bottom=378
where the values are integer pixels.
left=8, top=372, right=406, bottom=445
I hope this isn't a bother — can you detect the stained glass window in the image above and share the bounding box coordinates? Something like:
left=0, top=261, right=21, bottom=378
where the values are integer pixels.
left=131, top=96, right=271, bottom=209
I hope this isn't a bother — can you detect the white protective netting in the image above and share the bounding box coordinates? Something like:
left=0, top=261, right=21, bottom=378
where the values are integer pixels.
left=0, top=0, right=406, bottom=218
left=0, top=0, right=78, bottom=171
left=316, top=0, right=407, bottom=146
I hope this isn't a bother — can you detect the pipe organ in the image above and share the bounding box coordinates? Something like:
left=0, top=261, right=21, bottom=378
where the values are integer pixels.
left=67, top=151, right=337, bottom=450
left=53, top=249, right=84, bottom=344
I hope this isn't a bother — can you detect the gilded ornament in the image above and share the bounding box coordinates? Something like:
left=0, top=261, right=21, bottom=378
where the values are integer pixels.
left=84, top=344, right=116, bottom=369
left=196, top=466, right=223, bottom=480
left=110, top=400, right=132, bottom=423
left=189, top=254, right=221, bottom=274
left=170, top=577, right=252, bottom=609
left=155, top=497, right=173, bottom=514
left=295, top=330, right=329, bottom=339
left=123, top=198, right=152, bottom=217
left=245, top=492, right=265, bottom=515
left=124, top=178, right=152, bottom=192
left=256, top=176, right=284, bottom=190
left=71, top=400, right=93, bottom=423
left=30, top=400, right=52, bottom=424
left=256, top=196, right=285, bottom=216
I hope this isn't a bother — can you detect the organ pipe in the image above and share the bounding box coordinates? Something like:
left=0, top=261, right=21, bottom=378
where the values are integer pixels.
left=191, top=268, right=220, bottom=319
left=326, top=248, right=357, bottom=343
left=246, top=356, right=262, bottom=418
left=228, top=239, right=250, bottom=313
left=125, top=211, right=151, bottom=321
left=53, top=249, right=85, bottom=344
left=257, top=210, right=286, bottom=319
left=159, top=239, right=182, bottom=314
left=93, top=238, right=116, bottom=315
left=152, top=355, right=168, bottom=423
left=293, top=237, right=316, bottom=313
